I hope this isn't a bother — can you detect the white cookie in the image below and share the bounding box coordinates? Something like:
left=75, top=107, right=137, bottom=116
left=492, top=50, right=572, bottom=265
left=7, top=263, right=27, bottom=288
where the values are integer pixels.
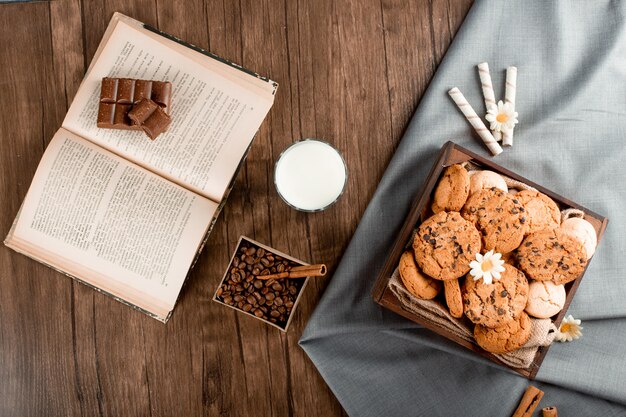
left=525, top=280, right=566, bottom=319
left=560, top=217, right=597, bottom=259
left=469, top=171, right=508, bottom=195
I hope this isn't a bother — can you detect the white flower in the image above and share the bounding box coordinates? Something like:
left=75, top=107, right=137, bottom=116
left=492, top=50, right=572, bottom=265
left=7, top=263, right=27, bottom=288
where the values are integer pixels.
left=485, top=100, right=518, bottom=133
left=469, top=250, right=506, bottom=285
left=555, top=315, right=583, bottom=342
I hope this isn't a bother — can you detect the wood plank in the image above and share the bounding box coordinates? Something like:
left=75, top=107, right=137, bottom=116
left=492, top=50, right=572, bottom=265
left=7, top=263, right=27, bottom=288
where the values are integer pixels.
left=0, top=0, right=473, bottom=415
left=0, top=3, right=81, bottom=417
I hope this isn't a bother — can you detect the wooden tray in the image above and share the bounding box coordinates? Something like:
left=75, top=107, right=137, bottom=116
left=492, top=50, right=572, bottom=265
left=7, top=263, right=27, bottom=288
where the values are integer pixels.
left=371, top=141, right=608, bottom=379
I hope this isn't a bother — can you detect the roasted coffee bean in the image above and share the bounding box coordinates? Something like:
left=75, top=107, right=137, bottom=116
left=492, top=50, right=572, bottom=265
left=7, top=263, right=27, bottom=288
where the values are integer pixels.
left=219, top=241, right=306, bottom=328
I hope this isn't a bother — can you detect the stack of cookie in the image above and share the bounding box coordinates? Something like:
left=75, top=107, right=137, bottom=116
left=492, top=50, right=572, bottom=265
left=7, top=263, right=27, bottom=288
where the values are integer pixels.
left=398, top=163, right=597, bottom=354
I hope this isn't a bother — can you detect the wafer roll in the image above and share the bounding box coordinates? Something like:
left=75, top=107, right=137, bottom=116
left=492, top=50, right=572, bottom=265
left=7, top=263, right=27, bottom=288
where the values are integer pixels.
left=448, top=87, right=503, bottom=156
left=503, top=66, right=517, bottom=146
left=477, top=62, right=497, bottom=110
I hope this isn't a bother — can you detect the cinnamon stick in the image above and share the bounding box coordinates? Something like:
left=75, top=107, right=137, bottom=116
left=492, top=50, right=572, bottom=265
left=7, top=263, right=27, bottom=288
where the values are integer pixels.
left=257, top=264, right=327, bottom=280
left=542, top=406, right=558, bottom=417
left=511, top=385, right=544, bottom=417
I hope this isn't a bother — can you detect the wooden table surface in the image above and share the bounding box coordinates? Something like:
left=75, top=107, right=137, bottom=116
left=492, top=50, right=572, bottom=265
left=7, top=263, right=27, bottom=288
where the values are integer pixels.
left=0, top=1, right=472, bottom=415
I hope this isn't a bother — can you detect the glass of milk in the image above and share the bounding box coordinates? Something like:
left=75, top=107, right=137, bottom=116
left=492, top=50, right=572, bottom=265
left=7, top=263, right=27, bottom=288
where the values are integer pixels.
left=274, top=139, right=348, bottom=212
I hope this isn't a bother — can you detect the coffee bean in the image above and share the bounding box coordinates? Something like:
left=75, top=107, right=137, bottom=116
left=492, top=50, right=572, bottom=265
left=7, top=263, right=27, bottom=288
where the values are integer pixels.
left=219, top=241, right=307, bottom=328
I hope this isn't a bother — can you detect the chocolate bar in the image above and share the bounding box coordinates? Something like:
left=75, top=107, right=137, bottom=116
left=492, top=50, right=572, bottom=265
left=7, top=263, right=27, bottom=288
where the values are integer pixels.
left=97, top=77, right=172, bottom=130
left=128, top=99, right=172, bottom=140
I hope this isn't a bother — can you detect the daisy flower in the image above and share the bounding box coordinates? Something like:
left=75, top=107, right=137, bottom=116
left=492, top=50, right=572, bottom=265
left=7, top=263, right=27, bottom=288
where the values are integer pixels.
left=555, top=315, right=583, bottom=342
left=469, top=250, right=506, bottom=285
left=485, top=100, right=518, bottom=133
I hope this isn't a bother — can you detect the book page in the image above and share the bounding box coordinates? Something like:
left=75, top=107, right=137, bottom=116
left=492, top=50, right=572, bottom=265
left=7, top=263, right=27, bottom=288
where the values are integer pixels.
left=11, top=129, right=217, bottom=311
left=63, top=19, right=275, bottom=203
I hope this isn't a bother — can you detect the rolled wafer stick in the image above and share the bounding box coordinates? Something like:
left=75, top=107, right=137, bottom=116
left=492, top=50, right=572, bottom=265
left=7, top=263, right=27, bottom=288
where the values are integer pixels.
left=511, top=385, right=544, bottom=417
left=542, top=406, right=558, bottom=417
left=477, top=62, right=497, bottom=111
left=257, top=264, right=327, bottom=280
left=503, top=66, right=517, bottom=147
left=448, top=87, right=503, bottom=156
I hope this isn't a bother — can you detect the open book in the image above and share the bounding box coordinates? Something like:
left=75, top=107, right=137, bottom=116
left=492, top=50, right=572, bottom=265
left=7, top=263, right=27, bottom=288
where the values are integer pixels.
left=4, top=13, right=277, bottom=322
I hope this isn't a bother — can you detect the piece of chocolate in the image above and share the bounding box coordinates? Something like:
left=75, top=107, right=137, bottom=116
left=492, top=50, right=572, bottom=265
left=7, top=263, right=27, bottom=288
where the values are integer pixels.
left=128, top=99, right=171, bottom=140
left=96, top=77, right=172, bottom=131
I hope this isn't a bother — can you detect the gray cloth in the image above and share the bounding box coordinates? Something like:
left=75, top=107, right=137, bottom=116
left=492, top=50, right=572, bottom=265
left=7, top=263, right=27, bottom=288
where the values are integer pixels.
left=300, top=1, right=626, bottom=416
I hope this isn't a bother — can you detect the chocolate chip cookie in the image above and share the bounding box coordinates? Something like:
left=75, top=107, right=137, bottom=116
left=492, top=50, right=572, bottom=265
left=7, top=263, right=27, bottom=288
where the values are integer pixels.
left=398, top=251, right=441, bottom=300
left=515, top=190, right=561, bottom=234
left=413, top=211, right=482, bottom=280
left=443, top=279, right=463, bottom=318
left=517, top=228, right=587, bottom=285
left=461, top=188, right=527, bottom=254
left=431, top=164, right=470, bottom=213
left=462, top=263, right=529, bottom=328
left=474, top=311, right=532, bottom=354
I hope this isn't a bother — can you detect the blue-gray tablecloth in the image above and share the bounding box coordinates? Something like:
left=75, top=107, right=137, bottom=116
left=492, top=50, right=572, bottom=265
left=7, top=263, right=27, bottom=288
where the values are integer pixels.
left=300, top=1, right=626, bottom=415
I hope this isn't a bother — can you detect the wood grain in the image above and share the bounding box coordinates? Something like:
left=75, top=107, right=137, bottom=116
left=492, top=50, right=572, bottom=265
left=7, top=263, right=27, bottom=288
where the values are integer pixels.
left=0, top=0, right=472, bottom=415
